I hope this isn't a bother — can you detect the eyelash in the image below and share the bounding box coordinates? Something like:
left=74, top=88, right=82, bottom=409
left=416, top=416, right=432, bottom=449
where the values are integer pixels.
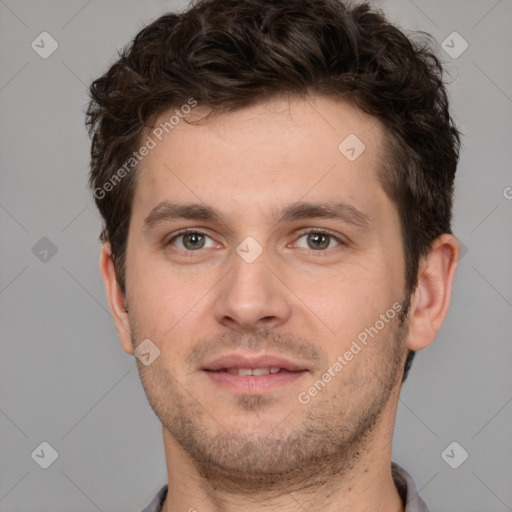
left=165, top=228, right=347, bottom=255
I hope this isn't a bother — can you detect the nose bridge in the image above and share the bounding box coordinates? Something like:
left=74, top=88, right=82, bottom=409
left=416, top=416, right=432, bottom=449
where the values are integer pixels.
left=214, top=237, right=291, bottom=330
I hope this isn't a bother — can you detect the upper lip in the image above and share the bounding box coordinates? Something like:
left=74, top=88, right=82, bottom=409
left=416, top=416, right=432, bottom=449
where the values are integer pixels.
left=201, top=353, right=309, bottom=372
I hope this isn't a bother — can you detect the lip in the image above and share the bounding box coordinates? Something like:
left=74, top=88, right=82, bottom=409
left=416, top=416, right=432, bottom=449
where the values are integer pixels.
left=201, top=353, right=308, bottom=372
left=201, top=353, right=309, bottom=394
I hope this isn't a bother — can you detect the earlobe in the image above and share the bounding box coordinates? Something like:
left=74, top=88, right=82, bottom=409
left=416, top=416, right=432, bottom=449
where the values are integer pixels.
left=406, top=234, right=460, bottom=351
left=99, top=243, right=134, bottom=355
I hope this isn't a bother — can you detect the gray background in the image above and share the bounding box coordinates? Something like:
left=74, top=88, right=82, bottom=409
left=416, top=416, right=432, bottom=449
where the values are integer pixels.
left=1, top=0, right=511, bottom=511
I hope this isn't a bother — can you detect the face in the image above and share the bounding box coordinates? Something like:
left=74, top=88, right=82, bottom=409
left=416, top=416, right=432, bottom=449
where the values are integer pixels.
left=121, top=96, right=410, bottom=485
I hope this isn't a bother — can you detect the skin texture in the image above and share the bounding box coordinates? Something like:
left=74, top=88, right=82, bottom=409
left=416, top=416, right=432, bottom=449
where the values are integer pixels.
left=100, top=95, right=459, bottom=512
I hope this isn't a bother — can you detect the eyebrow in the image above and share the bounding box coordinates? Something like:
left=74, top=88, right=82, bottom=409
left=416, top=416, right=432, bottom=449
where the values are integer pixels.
left=142, top=200, right=372, bottom=231
left=143, top=202, right=225, bottom=231
left=273, top=201, right=372, bottom=228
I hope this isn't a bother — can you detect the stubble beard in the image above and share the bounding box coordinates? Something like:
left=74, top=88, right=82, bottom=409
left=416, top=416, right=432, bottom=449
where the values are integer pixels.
left=133, top=299, right=410, bottom=494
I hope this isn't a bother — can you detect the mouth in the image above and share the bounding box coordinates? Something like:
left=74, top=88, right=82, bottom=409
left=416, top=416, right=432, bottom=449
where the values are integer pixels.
left=201, top=354, right=309, bottom=393
left=209, top=367, right=300, bottom=376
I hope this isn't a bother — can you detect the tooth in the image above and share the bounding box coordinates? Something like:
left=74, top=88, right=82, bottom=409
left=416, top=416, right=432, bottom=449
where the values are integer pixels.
left=224, top=367, right=282, bottom=376
left=252, top=368, right=270, bottom=376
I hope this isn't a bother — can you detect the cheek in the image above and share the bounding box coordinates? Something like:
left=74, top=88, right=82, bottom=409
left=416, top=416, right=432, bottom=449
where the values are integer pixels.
left=126, top=275, right=174, bottom=346
left=293, top=259, right=391, bottom=319
left=126, top=258, right=223, bottom=368
left=127, top=250, right=203, bottom=319
left=289, top=261, right=402, bottom=361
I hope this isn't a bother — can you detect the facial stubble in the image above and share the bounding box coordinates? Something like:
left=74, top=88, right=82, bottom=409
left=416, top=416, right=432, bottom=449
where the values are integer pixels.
left=132, top=299, right=410, bottom=494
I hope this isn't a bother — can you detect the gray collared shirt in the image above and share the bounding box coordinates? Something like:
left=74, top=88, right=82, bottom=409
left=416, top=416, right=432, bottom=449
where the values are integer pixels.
left=139, top=461, right=429, bottom=512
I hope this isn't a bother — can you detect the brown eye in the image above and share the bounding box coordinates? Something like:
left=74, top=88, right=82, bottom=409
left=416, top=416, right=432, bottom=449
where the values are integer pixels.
left=182, top=233, right=205, bottom=250
left=168, top=231, right=215, bottom=251
left=306, top=233, right=330, bottom=250
left=295, top=231, right=341, bottom=251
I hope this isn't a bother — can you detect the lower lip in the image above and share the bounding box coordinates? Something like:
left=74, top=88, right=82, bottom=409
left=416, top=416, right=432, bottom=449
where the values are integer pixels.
left=204, top=370, right=307, bottom=393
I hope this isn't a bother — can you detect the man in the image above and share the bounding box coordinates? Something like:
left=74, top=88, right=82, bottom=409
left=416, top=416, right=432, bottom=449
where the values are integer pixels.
left=86, top=0, right=461, bottom=510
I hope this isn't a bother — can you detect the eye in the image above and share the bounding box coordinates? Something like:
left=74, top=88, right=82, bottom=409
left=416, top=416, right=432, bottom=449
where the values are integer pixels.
left=167, top=230, right=217, bottom=251
left=294, top=230, right=343, bottom=251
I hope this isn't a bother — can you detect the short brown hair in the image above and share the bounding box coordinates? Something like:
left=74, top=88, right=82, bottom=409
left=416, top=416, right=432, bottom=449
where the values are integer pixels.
left=86, top=0, right=461, bottom=381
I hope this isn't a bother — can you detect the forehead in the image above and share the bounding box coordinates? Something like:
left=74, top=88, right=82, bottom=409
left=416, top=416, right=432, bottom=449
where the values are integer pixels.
left=132, top=95, right=389, bottom=224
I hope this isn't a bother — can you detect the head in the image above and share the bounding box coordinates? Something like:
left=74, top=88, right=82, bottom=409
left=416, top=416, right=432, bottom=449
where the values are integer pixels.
left=87, top=0, right=460, bottom=486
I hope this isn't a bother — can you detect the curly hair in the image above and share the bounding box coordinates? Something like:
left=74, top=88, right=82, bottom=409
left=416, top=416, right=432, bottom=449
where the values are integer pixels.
left=86, top=0, right=461, bottom=382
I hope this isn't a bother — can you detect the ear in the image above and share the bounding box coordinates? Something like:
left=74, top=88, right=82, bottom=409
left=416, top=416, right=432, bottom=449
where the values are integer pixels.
left=99, top=243, right=134, bottom=355
left=406, top=234, right=460, bottom=351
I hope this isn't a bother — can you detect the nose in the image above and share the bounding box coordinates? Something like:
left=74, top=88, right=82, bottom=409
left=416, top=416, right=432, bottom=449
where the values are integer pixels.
left=213, top=242, right=292, bottom=332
